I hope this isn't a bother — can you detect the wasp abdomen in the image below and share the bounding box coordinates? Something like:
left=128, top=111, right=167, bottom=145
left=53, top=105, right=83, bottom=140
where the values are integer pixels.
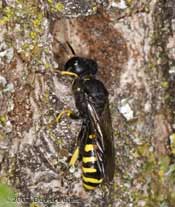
left=82, top=135, right=103, bottom=190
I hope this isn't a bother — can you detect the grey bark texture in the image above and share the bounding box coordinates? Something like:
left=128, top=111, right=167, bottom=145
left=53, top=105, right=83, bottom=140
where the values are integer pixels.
left=0, top=0, right=175, bottom=206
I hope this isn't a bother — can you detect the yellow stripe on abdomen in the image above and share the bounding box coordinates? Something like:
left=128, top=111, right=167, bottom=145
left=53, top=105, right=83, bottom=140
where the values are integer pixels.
left=84, top=144, right=94, bottom=152
left=83, top=176, right=103, bottom=184
left=83, top=183, right=96, bottom=190
left=82, top=167, right=97, bottom=173
left=83, top=156, right=97, bottom=163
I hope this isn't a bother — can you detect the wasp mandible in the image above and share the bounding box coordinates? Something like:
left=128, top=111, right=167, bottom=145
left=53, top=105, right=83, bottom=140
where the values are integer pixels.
left=59, top=52, right=115, bottom=190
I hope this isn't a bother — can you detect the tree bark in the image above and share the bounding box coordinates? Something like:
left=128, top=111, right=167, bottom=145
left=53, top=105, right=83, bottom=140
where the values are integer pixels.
left=0, top=0, right=175, bottom=206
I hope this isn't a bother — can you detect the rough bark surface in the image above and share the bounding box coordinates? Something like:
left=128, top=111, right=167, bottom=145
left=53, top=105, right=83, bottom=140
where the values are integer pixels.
left=0, top=0, right=175, bottom=207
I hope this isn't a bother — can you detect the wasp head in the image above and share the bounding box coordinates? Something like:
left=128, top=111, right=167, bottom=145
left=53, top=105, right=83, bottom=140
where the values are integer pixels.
left=63, top=57, right=98, bottom=77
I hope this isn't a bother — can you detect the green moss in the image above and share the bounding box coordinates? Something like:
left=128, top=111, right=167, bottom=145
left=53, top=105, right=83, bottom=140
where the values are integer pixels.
left=130, top=142, right=175, bottom=206
left=32, top=13, right=43, bottom=28
left=0, top=183, right=17, bottom=207
left=30, top=202, right=42, bottom=207
left=47, top=0, right=53, bottom=3
left=126, top=0, right=133, bottom=6
left=46, top=0, right=64, bottom=13
left=0, top=1, right=53, bottom=69
left=30, top=31, right=37, bottom=40
left=55, top=2, right=64, bottom=12
left=0, top=6, right=14, bottom=25
left=161, top=81, right=169, bottom=88
left=0, top=115, right=7, bottom=126
left=44, top=63, right=52, bottom=70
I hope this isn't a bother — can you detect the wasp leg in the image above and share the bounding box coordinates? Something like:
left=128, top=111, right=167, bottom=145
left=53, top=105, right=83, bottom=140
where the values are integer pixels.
left=69, top=147, right=80, bottom=166
left=55, top=110, right=80, bottom=123
left=69, top=122, right=88, bottom=167
left=48, top=109, right=74, bottom=127
left=55, top=109, right=73, bottom=122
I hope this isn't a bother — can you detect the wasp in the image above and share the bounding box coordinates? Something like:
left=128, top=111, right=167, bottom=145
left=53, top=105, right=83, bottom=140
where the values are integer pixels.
left=59, top=55, right=115, bottom=190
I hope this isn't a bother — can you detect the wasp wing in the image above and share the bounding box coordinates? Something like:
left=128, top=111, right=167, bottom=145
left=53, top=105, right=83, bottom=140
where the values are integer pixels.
left=100, top=101, right=115, bottom=182
left=86, top=98, right=115, bottom=182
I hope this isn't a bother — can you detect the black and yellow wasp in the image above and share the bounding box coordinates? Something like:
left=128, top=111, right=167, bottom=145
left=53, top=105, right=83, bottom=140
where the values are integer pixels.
left=59, top=55, right=115, bottom=190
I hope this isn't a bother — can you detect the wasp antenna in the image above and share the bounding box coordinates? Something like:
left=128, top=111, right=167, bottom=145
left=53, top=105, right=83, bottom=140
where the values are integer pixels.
left=66, top=41, right=76, bottom=55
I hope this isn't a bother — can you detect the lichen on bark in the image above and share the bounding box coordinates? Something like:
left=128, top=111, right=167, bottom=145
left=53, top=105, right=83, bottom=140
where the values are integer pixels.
left=0, top=0, right=175, bottom=207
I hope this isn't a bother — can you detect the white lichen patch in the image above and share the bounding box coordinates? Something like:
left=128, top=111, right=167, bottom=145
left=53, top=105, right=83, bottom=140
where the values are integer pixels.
left=0, top=41, right=14, bottom=64
left=111, top=0, right=127, bottom=9
left=144, top=101, right=152, bottom=113
left=69, top=166, right=76, bottom=173
left=5, top=120, right=13, bottom=133
left=74, top=168, right=81, bottom=178
left=0, top=76, right=15, bottom=96
left=167, top=35, right=175, bottom=60
left=3, top=83, right=14, bottom=93
left=169, top=66, right=175, bottom=74
left=21, top=128, right=36, bottom=148
left=0, top=75, right=7, bottom=87
left=118, top=98, right=134, bottom=121
left=169, top=133, right=175, bottom=154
